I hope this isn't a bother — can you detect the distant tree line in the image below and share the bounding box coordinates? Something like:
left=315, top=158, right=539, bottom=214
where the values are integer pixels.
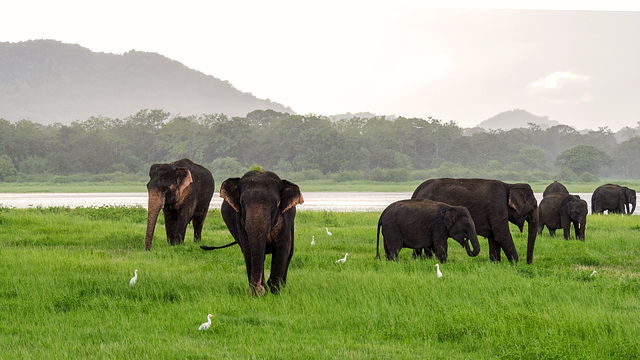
left=1, top=109, right=639, bottom=182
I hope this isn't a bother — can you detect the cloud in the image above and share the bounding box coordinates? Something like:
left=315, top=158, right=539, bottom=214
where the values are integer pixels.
left=526, top=71, right=594, bottom=103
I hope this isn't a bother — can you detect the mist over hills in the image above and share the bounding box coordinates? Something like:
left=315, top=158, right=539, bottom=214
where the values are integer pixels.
left=0, top=40, right=292, bottom=124
left=0, top=40, right=611, bottom=133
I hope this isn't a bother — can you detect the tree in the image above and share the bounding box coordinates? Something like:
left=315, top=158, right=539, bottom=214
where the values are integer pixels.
left=556, top=144, right=612, bottom=178
left=0, top=154, right=17, bottom=180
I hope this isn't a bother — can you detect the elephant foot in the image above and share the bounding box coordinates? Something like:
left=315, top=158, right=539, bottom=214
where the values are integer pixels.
left=251, top=284, right=267, bottom=297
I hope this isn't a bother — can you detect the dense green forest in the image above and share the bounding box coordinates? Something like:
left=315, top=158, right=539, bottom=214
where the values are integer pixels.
left=1, top=109, right=639, bottom=183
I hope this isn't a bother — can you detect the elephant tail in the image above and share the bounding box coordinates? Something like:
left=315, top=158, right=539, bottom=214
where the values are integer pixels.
left=200, top=241, right=238, bottom=250
left=376, top=219, right=382, bottom=260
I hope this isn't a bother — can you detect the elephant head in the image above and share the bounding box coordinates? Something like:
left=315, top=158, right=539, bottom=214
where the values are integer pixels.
left=506, top=184, right=538, bottom=264
left=624, top=188, right=636, bottom=215
left=442, top=206, right=481, bottom=258
left=220, top=170, right=303, bottom=296
left=144, top=163, right=193, bottom=251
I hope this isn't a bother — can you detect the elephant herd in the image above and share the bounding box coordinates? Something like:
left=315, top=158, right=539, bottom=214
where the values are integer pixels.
left=143, top=159, right=636, bottom=296
left=377, top=179, right=636, bottom=264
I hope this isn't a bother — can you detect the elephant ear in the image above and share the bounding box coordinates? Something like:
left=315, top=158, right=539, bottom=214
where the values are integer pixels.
left=508, top=188, right=527, bottom=214
left=175, top=167, right=193, bottom=195
left=220, top=178, right=241, bottom=213
left=441, top=207, right=456, bottom=229
left=280, top=180, right=304, bottom=213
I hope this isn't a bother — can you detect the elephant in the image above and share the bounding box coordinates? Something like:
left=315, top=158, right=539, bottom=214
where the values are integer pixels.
left=144, top=159, right=214, bottom=251
left=375, top=198, right=481, bottom=262
left=591, top=184, right=636, bottom=215
left=412, top=178, right=538, bottom=264
left=538, top=194, right=587, bottom=240
left=203, top=170, right=303, bottom=296
left=543, top=181, right=569, bottom=198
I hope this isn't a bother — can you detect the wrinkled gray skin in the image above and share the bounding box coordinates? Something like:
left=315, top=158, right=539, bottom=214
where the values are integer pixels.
left=214, top=170, right=303, bottom=296
left=144, top=159, right=214, bottom=251
left=412, top=178, right=538, bottom=264
left=543, top=181, right=569, bottom=198
left=538, top=194, right=588, bottom=241
left=591, top=184, right=636, bottom=215
left=376, top=199, right=481, bottom=263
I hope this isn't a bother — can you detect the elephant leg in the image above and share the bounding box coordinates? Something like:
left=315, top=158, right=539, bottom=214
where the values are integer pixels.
left=177, top=207, right=193, bottom=245
left=549, top=229, right=556, bottom=237
left=433, top=239, right=448, bottom=263
left=424, top=245, right=434, bottom=259
left=487, top=236, right=501, bottom=262
left=563, top=225, right=571, bottom=240
left=267, top=241, right=293, bottom=293
left=382, top=231, right=401, bottom=261
left=163, top=208, right=180, bottom=245
left=192, top=213, right=206, bottom=243
left=500, top=238, right=519, bottom=263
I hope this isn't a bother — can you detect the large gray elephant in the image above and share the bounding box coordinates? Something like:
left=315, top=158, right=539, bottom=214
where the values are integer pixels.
left=591, top=184, right=636, bottom=215
left=203, top=170, right=303, bottom=296
left=412, top=178, right=538, bottom=264
left=538, top=193, right=587, bottom=241
left=376, top=198, right=481, bottom=263
left=144, top=159, right=214, bottom=251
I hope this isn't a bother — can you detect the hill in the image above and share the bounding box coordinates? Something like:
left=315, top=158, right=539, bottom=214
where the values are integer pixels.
left=477, top=109, right=560, bottom=130
left=0, top=40, right=293, bottom=124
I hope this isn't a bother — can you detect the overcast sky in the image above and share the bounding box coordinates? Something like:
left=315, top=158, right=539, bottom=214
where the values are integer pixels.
left=2, top=1, right=639, bottom=130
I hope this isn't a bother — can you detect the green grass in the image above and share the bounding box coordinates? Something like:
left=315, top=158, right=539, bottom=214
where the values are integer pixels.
left=1, top=206, right=640, bottom=359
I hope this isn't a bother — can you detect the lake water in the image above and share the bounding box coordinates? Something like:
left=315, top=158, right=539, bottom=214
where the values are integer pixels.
left=0, top=192, right=623, bottom=214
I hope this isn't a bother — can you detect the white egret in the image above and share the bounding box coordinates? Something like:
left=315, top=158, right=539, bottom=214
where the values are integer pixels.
left=198, top=314, right=214, bottom=331
left=129, top=269, right=138, bottom=286
left=326, top=227, right=332, bottom=236
left=336, top=253, right=349, bottom=263
left=311, top=236, right=315, bottom=246
left=434, top=264, right=443, bottom=278
left=590, top=270, right=597, bottom=277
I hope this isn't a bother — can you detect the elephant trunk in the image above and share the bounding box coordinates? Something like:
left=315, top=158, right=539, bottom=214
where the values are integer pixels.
left=526, top=209, right=539, bottom=264
left=464, top=232, right=481, bottom=257
left=628, top=201, right=636, bottom=215
left=245, top=207, right=269, bottom=296
left=145, top=189, right=165, bottom=251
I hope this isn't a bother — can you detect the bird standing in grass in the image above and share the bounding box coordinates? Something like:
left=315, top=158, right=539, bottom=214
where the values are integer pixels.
left=129, top=269, right=138, bottom=286
left=198, top=314, right=214, bottom=331
left=311, top=236, right=315, bottom=246
left=336, top=253, right=348, bottom=263
left=326, top=227, right=332, bottom=236
left=434, top=264, right=443, bottom=278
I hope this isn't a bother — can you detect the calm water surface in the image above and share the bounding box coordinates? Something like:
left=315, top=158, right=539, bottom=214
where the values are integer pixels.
left=0, top=192, right=616, bottom=213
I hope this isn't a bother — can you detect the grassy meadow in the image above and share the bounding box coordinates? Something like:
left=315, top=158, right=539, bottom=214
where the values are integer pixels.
left=0, top=205, right=639, bottom=359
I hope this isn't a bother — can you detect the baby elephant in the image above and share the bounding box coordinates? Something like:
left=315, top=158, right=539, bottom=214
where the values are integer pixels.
left=538, top=193, right=588, bottom=241
left=376, top=199, right=481, bottom=262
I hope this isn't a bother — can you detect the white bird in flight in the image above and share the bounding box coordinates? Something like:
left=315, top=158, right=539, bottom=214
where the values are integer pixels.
left=311, top=236, right=315, bottom=246
left=198, top=314, right=214, bottom=331
left=434, top=264, right=443, bottom=278
left=129, top=269, right=138, bottom=286
left=335, top=253, right=349, bottom=263
left=590, top=270, right=597, bottom=277
left=326, top=227, right=332, bottom=236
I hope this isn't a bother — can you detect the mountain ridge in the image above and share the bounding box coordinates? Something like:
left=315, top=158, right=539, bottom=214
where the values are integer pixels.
left=0, top=40, right=292, bottom=124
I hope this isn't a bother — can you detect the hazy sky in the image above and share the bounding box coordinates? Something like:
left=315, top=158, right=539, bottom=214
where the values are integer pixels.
left=2, top=1, right=639, bottom=130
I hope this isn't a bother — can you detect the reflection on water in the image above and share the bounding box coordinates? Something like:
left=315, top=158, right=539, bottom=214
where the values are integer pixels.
left=0, top=192, right=633, bottom=214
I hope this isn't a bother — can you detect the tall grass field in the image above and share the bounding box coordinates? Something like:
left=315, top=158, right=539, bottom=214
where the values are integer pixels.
left=0, top=205, right=639, bottom=359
